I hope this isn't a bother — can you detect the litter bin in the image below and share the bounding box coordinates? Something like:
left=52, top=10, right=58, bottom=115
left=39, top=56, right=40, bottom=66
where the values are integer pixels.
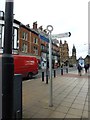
left=12, top=74, right=22, bottom=119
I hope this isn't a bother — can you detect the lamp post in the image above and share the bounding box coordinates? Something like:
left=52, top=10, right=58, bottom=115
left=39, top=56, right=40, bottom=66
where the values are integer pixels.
left=46, top=25, right=53, bottom=107
left=2, top=0, right=14, bottom=118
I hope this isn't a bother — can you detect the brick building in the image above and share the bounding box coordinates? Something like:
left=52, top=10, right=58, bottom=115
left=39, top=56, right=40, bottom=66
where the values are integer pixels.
left=0, top=11, right=60, bottom=68
left=19, top=23, right=41, bottom=59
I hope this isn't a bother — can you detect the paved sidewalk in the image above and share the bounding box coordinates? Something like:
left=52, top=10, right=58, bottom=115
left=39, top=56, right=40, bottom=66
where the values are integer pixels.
left=22, top=70, right=89, bottom=119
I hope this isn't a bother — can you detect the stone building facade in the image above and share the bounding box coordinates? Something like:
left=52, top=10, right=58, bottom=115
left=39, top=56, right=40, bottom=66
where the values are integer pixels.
left=69, top=45, right=77, bottom=66
left=59, top=40, right=69, bottom=65
left=84, top=55, right=90, bottom=65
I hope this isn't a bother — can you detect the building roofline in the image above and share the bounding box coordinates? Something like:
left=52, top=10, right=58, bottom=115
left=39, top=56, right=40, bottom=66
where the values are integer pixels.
left=14, top=19, right=20, bottom=25
left=20, top=23, right=39, bottom=35
left=0, top=16, right=20, bottom=25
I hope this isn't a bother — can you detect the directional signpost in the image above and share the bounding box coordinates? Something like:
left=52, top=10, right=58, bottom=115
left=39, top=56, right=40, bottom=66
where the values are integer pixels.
left=46, top=27, right=71, bottom=107
left=51, top=32, right=71, bottom=39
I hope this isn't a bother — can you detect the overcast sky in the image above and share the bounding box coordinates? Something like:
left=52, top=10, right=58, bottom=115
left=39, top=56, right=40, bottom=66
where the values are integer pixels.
left=0, top=0, right=89, bottom=59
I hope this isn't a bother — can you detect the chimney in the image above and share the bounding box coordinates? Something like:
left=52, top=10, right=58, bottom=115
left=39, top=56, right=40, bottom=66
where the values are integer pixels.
left=33, top=21, right=37, bottom=29
left=26, top=24, right=30, bottom=28
left=39, top=26, right=43, bottom=31
left=44, top=29, right=47, bottom=34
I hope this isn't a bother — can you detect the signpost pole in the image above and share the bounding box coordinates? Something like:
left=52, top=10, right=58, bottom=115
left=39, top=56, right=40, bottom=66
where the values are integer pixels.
left=46, top=43, right=48, bottom=84
left=46, top=26, right=71, bottom=107
left=46, top=25, right=53, bottom=107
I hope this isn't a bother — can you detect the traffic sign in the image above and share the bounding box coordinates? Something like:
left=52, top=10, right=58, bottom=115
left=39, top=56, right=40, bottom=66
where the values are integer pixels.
left=51, top=32, right=71, bottom=39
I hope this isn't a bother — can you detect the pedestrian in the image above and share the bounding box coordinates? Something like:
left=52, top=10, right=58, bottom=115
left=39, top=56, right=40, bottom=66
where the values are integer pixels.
left=77, top=63, right=82, bottom=76
left=84, top=64, right=89, bottom=73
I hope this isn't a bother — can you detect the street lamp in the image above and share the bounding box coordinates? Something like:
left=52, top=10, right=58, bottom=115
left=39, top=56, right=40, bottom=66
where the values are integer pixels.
left=2, top=0, right=14, bottom=118
left=46, top=25, right=53, bottom=107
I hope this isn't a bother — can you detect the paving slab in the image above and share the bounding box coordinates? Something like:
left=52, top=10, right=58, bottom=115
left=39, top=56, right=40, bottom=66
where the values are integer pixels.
left=22, top=70, right=89, bottom=119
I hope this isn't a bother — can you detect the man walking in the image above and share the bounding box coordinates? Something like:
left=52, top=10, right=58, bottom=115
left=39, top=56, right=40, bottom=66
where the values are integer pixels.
left=77, top=63, right=82, bottom=76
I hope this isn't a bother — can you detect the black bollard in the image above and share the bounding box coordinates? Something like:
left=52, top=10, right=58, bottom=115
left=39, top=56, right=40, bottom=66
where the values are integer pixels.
left=46, top=67, right=48, bottom=84
left=42, top=72, right=44, bottom=82
left=54, top=69, right=56, bottom=78
left=46, top=74, right=48, bottom=84
left=61, top=64, right=63, bottom=75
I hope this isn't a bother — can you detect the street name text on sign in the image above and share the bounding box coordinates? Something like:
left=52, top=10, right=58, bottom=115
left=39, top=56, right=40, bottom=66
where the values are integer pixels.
left=51, top=32, right=71, bottom=39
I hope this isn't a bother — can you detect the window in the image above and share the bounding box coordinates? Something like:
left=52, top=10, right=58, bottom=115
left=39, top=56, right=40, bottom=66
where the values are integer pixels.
left=2, top=26, right=4, bottom=47
left=0, top=25, right=2, bottom=33
left=41, top=45, right=45, bottom=50
left=33, top=46, right=38, bottom=55
left=0, top=25, right=19, bottom=49
left=22, top=32, right=28, bottom=41
left=0, top=25, right=2, bottom=48
left=13, top=28, right=18, bottom=49
left=0, top=34, right=1, bottom=39
left=33, top=37, right=38, bottom=44
left=0, top=11, right=4, bottom=17
left=22, top=43, right=28, bottom=53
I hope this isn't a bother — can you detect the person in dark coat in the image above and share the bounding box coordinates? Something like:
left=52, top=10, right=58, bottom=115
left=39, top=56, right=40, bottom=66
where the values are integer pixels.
left=84, top=64, right=89, bottom=73
left=77, top=63, right=82, bottom=76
